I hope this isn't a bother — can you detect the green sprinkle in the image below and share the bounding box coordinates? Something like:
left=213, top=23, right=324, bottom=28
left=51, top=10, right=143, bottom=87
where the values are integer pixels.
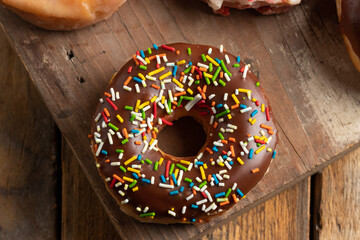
left=121, top=139, right=129, bottom=144
left=139, top=65, right=147, bottom=70
left=141, top=160, right=145, bottom=164
left=124, top=106, right=133, bottom=111
left=184, top=178, right=192, bottom=183
left=233, top=63, right=240, bottom=68
left=225, top=188, right=232, bottom=197
left=167, top=99, right=171, bottom=114
left=187, top=48, right=191, bottom=55
left=115, top=149, right=124, bottom=153
left=154, top=161, right=159, bottom=171
left=216, top=198, right=228, bottom=202
left=119, top=166, right=127, bottom=173
left=145, top=159, right=152, bottom=165
left=209, top=62, right=213, bottom=72
left=218, top=132, right=225, bottom=140
left=129, top=180, right=137, bottom=188
left=184, top=66, right=192, bottom=74
left=147, top=48, right=152, bottom=55
left=169, top=163, right=175, bottom=175
left=176, top=164, right=188, bottom=172
left=141, top=109, right=146, bottom=119
left=199, top=181, right=207, bottom=188
left=195, top=80, right=200, bottom=85
left=177, top=96, right=183, bottom=107
left=140, top=212, right=155, bottom=218
left=243, top=97, right=246, bottom=100
left=220, top=60, right=232, bottom=77
left=201, top=54, right=207, bottom=62
left=256, top=82, right=260, bottom=87
left=204, top=76, right=211, bottom=85
left=130, top=114, right=136, bottom=121
left=183, top=96, right=194, bottom=101
left=108, top=123, right=119, bottom=131
left=257, top=143, right=261, bottom=147
left=215, top=109, right=230, bottom=118
left=212, top=66, right=221, bottom=82
left=219, top=79, right=226, bottom=87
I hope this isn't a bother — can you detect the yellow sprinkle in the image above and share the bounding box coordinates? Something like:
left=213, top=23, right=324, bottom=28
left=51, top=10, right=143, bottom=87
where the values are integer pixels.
left=203, top=163, right=208, bottom=170
left=174, top=169, right=179, bottom=178
left=127, top=167, right=140, bottom=174
left=159, top=157, right=164, bottom=165
left=250, top=118, right=257, bottom=125
left=232, top=94, right=240, bottom=104
left=238, top=88, right=251, bottom=93
left=116, top=114, right=124, bottom=123
left=187, top=88, right=193, bottom=95
left=145, top=58, right=150, bottom=64
left=267, top=148, right=273, bottom=152
left=227, top=114, right=232, bottom=120
left=177, top=60, right=186, bottom=65
left=206, top=55, right=219, bottom=66
left=159, top=71, right=172, bottom=80
left=132, top=186, right=139, bottom=192
left=124, top=156, right=137, bottom=165
left=148, top=67, right=165, bottom=76
left=200, top=166, right=206, bottom=180
left=123, top=176, right=134, bottom=182
left=143, top=135, right=147, bottom=141
left=180, top=160, right=190, bottom=165
left=154, top=127, right=159, bottom=133
left=254, top=135, right=260, bottom=139
left=138, top=101, right=150, bottom=109
left=135, top=99, right=141, bottom=112
left=218, top=161, right=225, bottom=167
left=151, top=96, right=157, bottom=103
left=261, top=104, right=265, bottom=112
left=203, top=72, right=213, bottom=78
left=260, top=136, right=267, bottom=141
left=161, top=96, right=165, bottom=104
left=172, top=78, right=184, bottom=88
left=237, top=157, right=244, bottom=165
left=138, top=73, right=145, bottom=80
left=149, top=138, right=155, bottom=146
left=255, top=146, right=266, bottom=154
left=251, top=98, right=257, bottom=102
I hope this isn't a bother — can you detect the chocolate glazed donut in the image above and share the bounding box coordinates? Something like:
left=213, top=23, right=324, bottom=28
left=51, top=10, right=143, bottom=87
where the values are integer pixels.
left=336, top=0, right=360, bottom=72
left=91, top=43, right=278, bottom=224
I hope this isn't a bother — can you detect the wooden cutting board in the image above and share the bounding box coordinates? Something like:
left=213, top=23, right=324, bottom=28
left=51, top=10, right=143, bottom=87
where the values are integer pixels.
left=0, top=0, right=359, bottom=239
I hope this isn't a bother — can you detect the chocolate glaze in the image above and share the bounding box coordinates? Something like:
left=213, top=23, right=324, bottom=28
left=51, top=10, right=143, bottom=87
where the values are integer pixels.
left=341, top=0, right=360, bottom=56
left=91, top=43, right=277, bottom=224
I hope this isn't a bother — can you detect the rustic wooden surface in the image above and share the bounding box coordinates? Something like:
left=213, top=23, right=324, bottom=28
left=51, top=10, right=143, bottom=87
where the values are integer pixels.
left=0, top=27, right=359, bottom=240
left=0, top=0, right=360, bottom=238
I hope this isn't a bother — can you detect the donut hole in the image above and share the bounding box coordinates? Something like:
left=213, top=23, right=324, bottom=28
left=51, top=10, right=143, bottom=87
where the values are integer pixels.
left=157, top=116, right=207, bottom=157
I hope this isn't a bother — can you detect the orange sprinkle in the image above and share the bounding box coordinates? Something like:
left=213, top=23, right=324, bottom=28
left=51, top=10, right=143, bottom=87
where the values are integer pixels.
left=229, top=137, right=236, bottom=142
left=260, top=124, right=273, bottom=130
left=201, top=93, right=206, bottom=100
left=196, top=75, right=200, bottom=80
left=197, top=86, right=202, bottom=93
left=231, top=104, right=239, bottom=109
left=211, top=101, right=216, bottom=106
left=221, top=139, right=228, bottom=144
left=220, top=201, right=230, bottom=206
left=180, top=72, right=185, bottom=76
left=134, top=141, right=141, bottom=145
left=191, top=66, right=195, bottom=73
left=113, top=174, right=125, bottom=183
left=251, top=168, right=260, bottom=174
left=132, top=54, right=139, bottom=65
left=152, top=131, right=157, bottom=139
left=192, top=188, right=197, bottom=195
left=103, top=108, right=110, bottom=117
left=170, top=179, right=174, bottom=186
left=151, top=84, right=160, bottom=90
left=246, top=134, right=251, bottom=137
left=207, top=174, right=212, bottom=182
left=88, top=134, right=93, bottom=139
left=174, top=91, right=186, bottom=97
left=124, top=76, right=132, bottom=86
left=230, top=145, right=235, bottom=157
left=104, top=92, right=111, bottom=97
left=94, top=144, right=98, bottom=152
left=199, top=67, right=207, bottom=72
left=146, top=127, right=151, bottom=133
left=179, top=76, right=184, bottom=82
left=213, top=122, right=218, bottom=129
left=176, top=50, right=180, bottom=55
left=148, top=53, right=166, bottom=60
left=210, top=158, right=214, bottom=162
left=202, top=85, right=207, bottom=92
left=182, top=218, right=187, bottom=221
left=198, top=219, right=203, bottom=223
left=123, top=128, right=129, bottom=139
left=268, top=130, right=274, bottom=135
left=220, top=71, right=224, bottom=79
left=232, top=193, right=238, bottom=203
left=172, top=101, right=178, bottom=106
left=206, top=147, right=213, bottom=154
left=105, top=159, right=110, bottom=163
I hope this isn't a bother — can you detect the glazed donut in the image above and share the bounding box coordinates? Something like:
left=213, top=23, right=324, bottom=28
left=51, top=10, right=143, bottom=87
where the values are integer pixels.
left=0, top=0, right=126, bottom=30
left=336, top=0, right=360, bottom=72
left=91, top=43, right=278, bottom=223
left=204, top=0, right=301, bottom=15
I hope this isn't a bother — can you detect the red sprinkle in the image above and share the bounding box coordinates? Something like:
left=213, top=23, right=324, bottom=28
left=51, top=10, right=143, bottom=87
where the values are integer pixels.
left=255, top=139, right=266, bottom=144
left=161, top=118, right=173, bottom=126
left=265, top=107, right=270, bottom=121
left=128, top=66, right=133, bottom=73
left=255, top=100, right=260, bottom=106
left=109, top=178, right=117, bottom=189
left=101, top=111, right=109, bottom=123
left=201, top=192, right=208, bottom=198
left=195, top=66, right=203, bottom=79
left=161, top=45, right=176, bottom=52
left=153, top=102, right=157, bottom=118
left=165, top=160, right=171, bottom=178
left=106, top=98, right=118, bottom=110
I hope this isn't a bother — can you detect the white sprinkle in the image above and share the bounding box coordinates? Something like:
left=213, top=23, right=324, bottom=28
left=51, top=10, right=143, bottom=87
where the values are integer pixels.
left=141, top=80, right=146, bottom=88
left=123, top=85, right=132, bottom=91
left=247, top=91, right=251, bottom=99
left=186, top=194, right=194, bottom=201
left=219, top=170, right=227, bottom=174
left=142, top=105, right=151, bottom=112
left=188, top=163, right=193, bottom=171
left=165, top=100, right=171, bottom=114
left=208, top=48, right=212, bottom=55
left=205, top=203, right=216, bottom=213
left=193, top=186, right=200, bottom=191
left=168, top=90, right=174, bottom=102
left=197, top=199, right=208, bottom=205
left=232, top=183, right=237, bottom=190
left=224, top=73, right=231, bottom=82
left=136, top=207, right=142, bottom=212
left=97, top=125, right=100, bottom=132
left=110, top=162, right=120, bottom=166
left=226, top=129, right=234, bottom=133
left=197, top=63, right=209, bottom=69
left=159, top=183, right=174, bottom=189
left=243, top=64, right=249, bottom=78
left=141, top=141, right=148, bottom=153
left=213, top=141, right=223, bottom=147
left=219, top=182, right=225, bottom=187
left=177, top=170, right=183, bottom=186
left=248, top=136, right=254, bottom=142
left=101, top=121, right=107, bottom=128
left=124, top=184, right=128, bottom=190
left=225, top=54, right=230, bottom=64
left=202, top=204, right=206, bottom=211
left=105, top=177, right=111, bottom=182
left=168, top=210, right=176, bottom=217
left=227, top=124, right=237, bottom=130
left=235, top=89, right=239, bottom=95
left=211, top=107, right=216, bottom=114
left=136, top=55, right=147, bottom=65
left=121, top=199, right=129, bottom=204
left=220, top=45, right=224, bottom=53
left=95, top=142, right=104, bottom=156
left=109, top=129, right=115, bottom=135
left=260, top=130, right=266, bottom=136
left=146, top=75, right=156, bottom=81
left=200, top=185, right=207, bottom=192
left=210, top=115, right=215, bottom=125
left=118, top=152, right=123, bottom=159
left=148, top=139, right=158, bottom=150
left=115, top=182, right=122, bottom=188
left=240, top=141, right=249, bottom=154
left=143, top=206, right=149, bottom=213
left=151, top=176, right=155, bottom=184
left=196, top=177, right=202, bottom=183
left=184, top=94, right=202, bottom=111
left=157, top=102, right=164, bottom=109
left=118, top=190, right=125, bottom=196
left=216, top=173, right=223, bottom=181
left=223, top=93, right=228, bottom=101
left=135, top=84, right=140, bottom=93
left=94, top=132, right=101, bottom=138
left=116, top=92, right=120, bottom=99
left=110, top=88, right=116, bottom=101
left=188, top=76, right=194, bottom=86
left=220, top=128, right=225, bottom=133
left=99, top=98, right=104, bottom=103
left=95, top=113, right=102, bottom=122
left=208, top=94, right=215, bottom=100
left=158, top=118, right=163, bottom=125
left=175, top=87, right=184, bottom=92
left=240, top=107, right=252, bottom=113
left=205, top=190, right=213, bottom=202
left=182, top=75, right=188, bottom=84
left=182, top=206, right=187, bottom=214
left=223, top=174, right=230, bottom=179
left=156, top=55, right=161, bottom=64
left=266, top=136, right=272, bottom=144
left=163, top=55, right=168, bottom=62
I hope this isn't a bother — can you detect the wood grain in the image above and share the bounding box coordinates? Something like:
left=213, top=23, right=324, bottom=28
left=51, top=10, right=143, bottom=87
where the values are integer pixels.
left=0, top=31, right=58, bottom=239
left=0, top=0, right=359, bottom=238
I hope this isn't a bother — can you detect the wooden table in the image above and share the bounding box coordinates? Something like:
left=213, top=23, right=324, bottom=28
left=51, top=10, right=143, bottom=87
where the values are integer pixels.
left=0, top=0, right=359, bottom=239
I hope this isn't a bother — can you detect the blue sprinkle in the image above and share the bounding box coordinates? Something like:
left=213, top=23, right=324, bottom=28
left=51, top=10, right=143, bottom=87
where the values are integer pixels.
left=191, top=204, right=198, bottom=209
left=171, top=173, right=178, bottom=186
left=140, top=50, right=145, bottom=58
left=189, top=182, right=194, bottom=188
left=142, top=178, right=151, bottom=184
left=169, top=190, right=179, bottom=195
left=133, top=77, right=142, bottom=83
left=272, top=151, right=277, bottom=159
left=215, top=58, right=221, bottom=64
left=101, top=150, right=108, bottom=155
left=215, top=192, right=226, bottom=198
left=132, top=173, right=139, bottom=179
left=172, top=65, right=178, bottom=76
left=236, top=188, right=244, bottom=197
left=212, top=174, right=219, bottom=185
left=229, top=161, right=234, bottom=165
left=131, top=129, right=140, bottom=134
left=195, top=161, right=204, bottom=166
left=236, top=56, right=241, bottom=63
left=179, top=186, right=184, bottom=192
left=137, top=155, right=142, bottom=160
left=250, top=110, right=258, bottom=118
left=216, top=104, right=223, bottom=108
left=240, top=104, right=247, bottom=109
left=188, top=61, right=192, bottom=66
left=212, top=146, right=219, bottom=152
left=223, top=155, right=228, bottom=160
left=248, top=149, right=254, bottom=159
left=153, top=44, right=158, bottom=50
left=191, top=218, right=196, bottom=222
left=160, top=175, right=166, bottom=183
